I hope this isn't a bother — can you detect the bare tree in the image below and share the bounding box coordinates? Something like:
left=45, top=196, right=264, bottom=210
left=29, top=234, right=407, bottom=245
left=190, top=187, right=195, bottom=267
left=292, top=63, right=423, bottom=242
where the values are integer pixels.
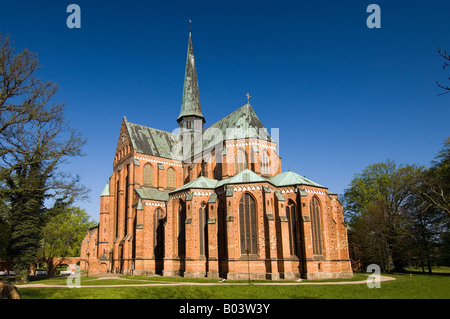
left=0, top=34, right=56, bottom=137
left=414, top=137, right=450, bottom=219
left=436, top=46, right=450, bottom=95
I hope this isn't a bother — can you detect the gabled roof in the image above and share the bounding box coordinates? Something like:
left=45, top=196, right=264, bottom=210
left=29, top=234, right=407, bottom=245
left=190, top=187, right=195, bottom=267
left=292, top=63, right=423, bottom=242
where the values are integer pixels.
left=172, top=176, right=218, bottom=193
left=202, top=103, right=273, bottom=149
left=269, top=170, right=324, bottom=188
left=134, top=187, right=170, bottom=202
left=125, top=119, right=180, bottom=160
left=170, top=169, right=270, bottom=194
left=216, top=168, right=268, bottom=187
left=122, top=102, right=273, bottom=160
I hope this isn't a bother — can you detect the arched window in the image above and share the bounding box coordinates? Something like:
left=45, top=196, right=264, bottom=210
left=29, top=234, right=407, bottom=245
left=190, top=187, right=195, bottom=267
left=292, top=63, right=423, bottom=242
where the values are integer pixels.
left=286, top=200, right=298, bottom=256
left=217, top=200, right=227, bottom=260
left=143, top=163, right=153, bottom=186
left=153, top=208, right=164, bottom=259
left=260, top=150, right=270, bottom=175
left=239, top=193, right=257, bottom=255
left=235, top=148, right=247, bottom=174
left=201, top=160, right=206, bottom=177
left=310, top=197, right=323, bottom=255
left=250, top=148, right=256, bottom=172
left=178, top=200, right=186, bottom=258
left=199, top=203, right=208, bottom=256
left=167, top=167, right=176, bottom=189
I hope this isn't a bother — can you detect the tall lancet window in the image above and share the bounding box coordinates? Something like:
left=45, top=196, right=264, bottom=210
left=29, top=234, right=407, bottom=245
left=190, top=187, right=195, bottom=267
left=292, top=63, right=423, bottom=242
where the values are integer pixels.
left=239, top=193, right=257, bottom=255
left=260, top=150, right=270, bottom=175
left=178, top=200, right=186, bottom=258
left=201, top=160, right=206, bottom=177
left=199, top=202, right=208, bottom=256
left=167, top=167, right=176, bottom=189
left=143, top=163, right=153, bottom=186
left=286, top=200, right=298, bottom=256
left=154, top=208, right=165, bottom=259
left=235, top=148, right=247, bottom=174
left=310, top=196, right=323, bottom=255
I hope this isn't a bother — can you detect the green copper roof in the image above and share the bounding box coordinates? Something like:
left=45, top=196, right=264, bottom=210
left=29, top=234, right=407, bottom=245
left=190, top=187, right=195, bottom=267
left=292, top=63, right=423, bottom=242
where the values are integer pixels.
left=216, top=168, right=268, bottom=187
left=125, top=119, right=180, bottom=159
left=201, top=103, right=272, bottom=149
left=134, top=187, right=170, bottom=202
left=171, top=176, right=218, bottom=193
left=178, top=32, right=204, bottom=121
left=171, top=169, right=273, bottom=193
left=269, top=171, right=324, bottom=188
left=100, top=184, right=110, bottom=196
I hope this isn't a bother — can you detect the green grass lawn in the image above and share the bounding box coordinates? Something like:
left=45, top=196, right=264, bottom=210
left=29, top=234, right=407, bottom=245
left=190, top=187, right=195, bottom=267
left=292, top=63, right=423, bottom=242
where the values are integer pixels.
left=14, top=272, right=450, bottom=299
left=22, top=272, right=370, bottom=286
left=24, top=275, right=174, bottom=286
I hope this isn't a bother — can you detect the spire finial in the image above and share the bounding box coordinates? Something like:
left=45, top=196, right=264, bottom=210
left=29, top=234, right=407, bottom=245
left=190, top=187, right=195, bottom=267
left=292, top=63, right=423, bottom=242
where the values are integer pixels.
left=189, top=19, right=192, bottom=33
left=246, top=92, right=251, bottom=103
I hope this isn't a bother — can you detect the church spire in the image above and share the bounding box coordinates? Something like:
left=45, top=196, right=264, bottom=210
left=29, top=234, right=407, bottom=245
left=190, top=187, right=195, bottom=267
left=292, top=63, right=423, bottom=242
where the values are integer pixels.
left=177, top=27, right=204, bottom=123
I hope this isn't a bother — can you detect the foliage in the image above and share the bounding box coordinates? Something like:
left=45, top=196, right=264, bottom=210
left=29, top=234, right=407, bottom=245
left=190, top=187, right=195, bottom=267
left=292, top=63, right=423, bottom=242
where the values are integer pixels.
left=343, top=159, right=423, bottom=272
left=344, top=139, right=450, bottom=273
left=416, top=137, right=450, bottom=218
left=411, top=137, right=450, bottom=267
left=0, top=191, right=10, bottom=258
left=39, top=205, right=96, bottom=259
left=403, top=194, right=445, bottom=273
left=0, top=33, right=87, bottom=282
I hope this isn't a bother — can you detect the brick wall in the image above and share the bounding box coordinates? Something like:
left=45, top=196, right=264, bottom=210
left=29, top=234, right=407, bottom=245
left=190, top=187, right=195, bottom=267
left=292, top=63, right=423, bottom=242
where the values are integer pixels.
left=81, top=130, right=352, bottom=279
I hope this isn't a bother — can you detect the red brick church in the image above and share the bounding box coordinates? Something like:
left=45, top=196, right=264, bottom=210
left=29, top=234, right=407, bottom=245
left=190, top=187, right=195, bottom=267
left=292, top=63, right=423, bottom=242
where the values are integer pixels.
left=80, top=30, right=353, bottom=280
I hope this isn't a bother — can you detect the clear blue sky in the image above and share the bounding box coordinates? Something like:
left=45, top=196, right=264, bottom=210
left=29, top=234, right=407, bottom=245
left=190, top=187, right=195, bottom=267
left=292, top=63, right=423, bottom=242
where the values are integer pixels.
left=1, top=1, right=449, bottom=222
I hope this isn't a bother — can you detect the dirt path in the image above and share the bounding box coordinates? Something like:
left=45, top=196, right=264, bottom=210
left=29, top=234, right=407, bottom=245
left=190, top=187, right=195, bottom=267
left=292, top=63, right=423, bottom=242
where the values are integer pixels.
left=16, top=275, right=396, bottom=288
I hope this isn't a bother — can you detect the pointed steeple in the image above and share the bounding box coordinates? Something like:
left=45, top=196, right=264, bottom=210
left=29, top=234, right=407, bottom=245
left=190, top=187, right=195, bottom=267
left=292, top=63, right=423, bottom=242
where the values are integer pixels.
left=177, top=30, right=204, bottom=122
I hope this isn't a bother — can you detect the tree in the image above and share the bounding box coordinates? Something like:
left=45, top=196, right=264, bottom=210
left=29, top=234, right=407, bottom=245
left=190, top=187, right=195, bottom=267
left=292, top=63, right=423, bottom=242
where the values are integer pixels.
left=0, top=34, right=59, bottom=142
left=416, top=137, right=450, bottom=218
left=0, top=189, right=10, bottom=258
left=343, top=160, right=423, bottom=272
left=407, top=137, right=450, bottom=270
left=347, top=200, right=392, bottom=271
left=0, top=33, right=86, bottom=281
left=403, top=193, right=444, bottom=273
left=436, top=47, right=450, bottom=95
left=38, top=205, right=96, bottom=271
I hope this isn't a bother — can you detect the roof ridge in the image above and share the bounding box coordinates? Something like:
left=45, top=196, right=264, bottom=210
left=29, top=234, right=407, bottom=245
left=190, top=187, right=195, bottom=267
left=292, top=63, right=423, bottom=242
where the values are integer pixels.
left=201, top=102, right=272, bottom=145
left=205, top=103, right=255, bottom=130
left=125, top=120, right=180, bottom=159
left=134, top=186, right=171, bottom=202
left=170, top=175, right=219, bottom=193
left=269, top=170, right=325, bottom=188
left=216, top=168, right=268, bottom=187
left=126, top=120, right=178, bottom=136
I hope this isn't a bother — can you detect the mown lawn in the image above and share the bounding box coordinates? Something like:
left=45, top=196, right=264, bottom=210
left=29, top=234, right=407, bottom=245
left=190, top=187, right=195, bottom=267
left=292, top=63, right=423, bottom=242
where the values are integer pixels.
left=16, top=272, right=450, bottom=299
